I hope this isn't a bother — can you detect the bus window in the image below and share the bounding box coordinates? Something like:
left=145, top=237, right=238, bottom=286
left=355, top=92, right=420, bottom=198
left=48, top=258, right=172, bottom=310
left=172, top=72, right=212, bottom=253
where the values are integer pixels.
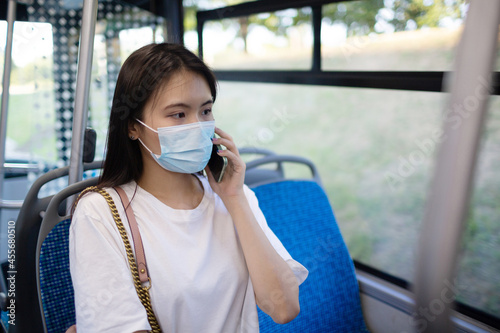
left=214, top=81, right=443, bottom=279
left=199, top=9, right=313, bottom=70
left=457, top=97, right=500, bottom=318
left=0, top=21, right=56, bottom=165
left=321, top=1, right=468, bottom=71
left=0, top=20, right=55, bottom=263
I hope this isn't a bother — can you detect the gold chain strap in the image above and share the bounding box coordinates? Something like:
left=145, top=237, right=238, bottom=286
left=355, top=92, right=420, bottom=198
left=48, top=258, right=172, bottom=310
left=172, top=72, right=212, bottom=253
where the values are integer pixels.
left=77, top=186, right=162, bottom=332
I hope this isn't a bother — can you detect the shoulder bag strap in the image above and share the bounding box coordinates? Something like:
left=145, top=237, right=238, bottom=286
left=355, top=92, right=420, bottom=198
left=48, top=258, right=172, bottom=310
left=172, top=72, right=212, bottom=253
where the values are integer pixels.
left=114, top=186, right=149, bottom=284
left=76, top=186, right=162, bottom=333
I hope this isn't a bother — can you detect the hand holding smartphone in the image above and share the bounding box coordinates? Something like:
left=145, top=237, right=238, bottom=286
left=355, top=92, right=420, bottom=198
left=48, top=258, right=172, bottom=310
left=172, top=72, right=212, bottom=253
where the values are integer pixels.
left=207, top=137, right=228, bottom=182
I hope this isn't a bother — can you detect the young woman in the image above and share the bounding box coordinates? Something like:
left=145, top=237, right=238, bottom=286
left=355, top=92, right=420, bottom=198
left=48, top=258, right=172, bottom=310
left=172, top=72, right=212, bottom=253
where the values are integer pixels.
left=69, top=43, right=308, bottom=332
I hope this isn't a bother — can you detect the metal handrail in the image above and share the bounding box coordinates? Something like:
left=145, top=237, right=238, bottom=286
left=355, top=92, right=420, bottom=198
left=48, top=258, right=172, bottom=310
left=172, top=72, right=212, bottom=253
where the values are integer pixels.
left=68, top=0, right=98, bottom=186
left=66, top=0, right=98, bottom=213
left=1, top=162, right=41, bottom=209
left=0, top=160, right=103, bottom=210
left=414, top=1, right=500, bottom=332
left=0, top=199, right=23, bottom=209
left=4, top=162, right=41, bottom=174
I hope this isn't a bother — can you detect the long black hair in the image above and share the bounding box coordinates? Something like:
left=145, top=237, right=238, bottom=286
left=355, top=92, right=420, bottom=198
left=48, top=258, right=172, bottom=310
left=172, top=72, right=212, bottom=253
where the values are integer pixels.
left=98, top=43, right=217, bottom=188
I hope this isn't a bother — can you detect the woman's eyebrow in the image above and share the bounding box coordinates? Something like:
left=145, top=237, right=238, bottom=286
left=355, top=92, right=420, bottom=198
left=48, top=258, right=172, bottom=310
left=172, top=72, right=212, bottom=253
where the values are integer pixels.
left=201, top=99, right=213, bottom=107
left=163, top=102, right=190, bottom=110
left=163, top=99, right=213, bottom=111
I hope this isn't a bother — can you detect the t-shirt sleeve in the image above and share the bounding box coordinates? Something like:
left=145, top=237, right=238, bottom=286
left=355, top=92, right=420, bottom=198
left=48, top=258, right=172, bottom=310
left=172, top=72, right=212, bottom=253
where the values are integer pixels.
left=69, top=192, right=151, bottom=333
left=243, top=185, right=309, bottom=285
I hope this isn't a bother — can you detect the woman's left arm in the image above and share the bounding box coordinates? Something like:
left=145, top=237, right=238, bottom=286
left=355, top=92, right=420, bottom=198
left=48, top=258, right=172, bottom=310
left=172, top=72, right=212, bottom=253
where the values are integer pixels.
left=206, top=128, right=300, bottom=324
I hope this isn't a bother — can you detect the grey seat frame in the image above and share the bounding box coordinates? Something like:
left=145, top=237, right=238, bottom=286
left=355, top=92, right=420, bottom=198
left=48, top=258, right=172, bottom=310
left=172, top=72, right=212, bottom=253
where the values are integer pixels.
left=245, top=154, right=323, bottom=187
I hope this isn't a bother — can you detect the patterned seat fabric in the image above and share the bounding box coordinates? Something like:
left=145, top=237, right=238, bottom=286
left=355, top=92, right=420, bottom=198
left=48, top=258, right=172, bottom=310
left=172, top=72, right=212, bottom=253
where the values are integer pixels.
left=39, top=218, right=75, bottom=333
left=253, top=180, right=370, bottom=333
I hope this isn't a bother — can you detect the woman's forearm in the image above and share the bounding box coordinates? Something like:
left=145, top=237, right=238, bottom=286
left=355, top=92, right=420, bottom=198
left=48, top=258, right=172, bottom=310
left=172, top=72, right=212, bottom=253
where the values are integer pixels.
left=223, top=194, right=300, bottom=324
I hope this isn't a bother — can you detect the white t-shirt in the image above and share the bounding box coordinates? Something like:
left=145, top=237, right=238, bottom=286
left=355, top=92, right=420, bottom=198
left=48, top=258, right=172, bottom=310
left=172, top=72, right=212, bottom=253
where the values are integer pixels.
left=69, top=175, right=308, bottom=333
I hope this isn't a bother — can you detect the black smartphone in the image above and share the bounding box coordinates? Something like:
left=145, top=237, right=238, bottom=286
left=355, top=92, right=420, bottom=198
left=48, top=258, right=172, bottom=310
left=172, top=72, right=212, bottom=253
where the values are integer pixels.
left=208, top=143, right=228, bottom=182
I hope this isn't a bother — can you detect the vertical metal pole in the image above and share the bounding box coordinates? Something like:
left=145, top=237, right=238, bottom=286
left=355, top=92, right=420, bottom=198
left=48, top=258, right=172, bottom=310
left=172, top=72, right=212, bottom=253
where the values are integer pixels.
left=197, top=16, right=204, bottom=59
left=311, top=5, right=322, bottom=72
left=414, top=1, right=500, bottom=332
left=68, top=0, right=98, bottom=186
left=154, top=0, right=184, bottom=44
left=0, top=0, right=17, bottom=208
left=167, top=0, right=184, bottom=44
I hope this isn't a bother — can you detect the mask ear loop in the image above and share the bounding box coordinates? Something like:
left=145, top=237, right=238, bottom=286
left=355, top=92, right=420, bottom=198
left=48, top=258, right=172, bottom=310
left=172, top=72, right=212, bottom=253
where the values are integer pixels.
left=134, top=118, right=160, bottom=157
left=135, top=118, right=158, bottom=133
left=137, top=138, right=159, bottom=157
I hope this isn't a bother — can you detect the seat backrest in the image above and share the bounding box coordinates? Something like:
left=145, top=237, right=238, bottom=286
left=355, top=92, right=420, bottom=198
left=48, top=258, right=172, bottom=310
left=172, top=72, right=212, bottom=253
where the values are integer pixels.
left=11, top=161, right=102, bottom=333
left=38, top=218, right=74, bottom=333
left=245, top=154, right=323, bottom=188
left=35, top=177, right=99, bottom=333
left=252, top=180, right=369, bottom=332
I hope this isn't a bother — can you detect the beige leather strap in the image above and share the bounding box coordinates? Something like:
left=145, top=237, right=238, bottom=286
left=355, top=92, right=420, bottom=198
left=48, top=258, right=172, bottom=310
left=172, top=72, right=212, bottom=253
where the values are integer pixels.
left=114, top=186, right=149, bottom=284
left=77, top=186, right=161, bottom=332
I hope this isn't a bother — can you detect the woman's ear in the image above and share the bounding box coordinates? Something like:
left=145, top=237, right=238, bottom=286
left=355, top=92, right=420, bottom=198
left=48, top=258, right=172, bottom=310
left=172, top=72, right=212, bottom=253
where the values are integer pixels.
left=128, top=119, right=140, bottom=140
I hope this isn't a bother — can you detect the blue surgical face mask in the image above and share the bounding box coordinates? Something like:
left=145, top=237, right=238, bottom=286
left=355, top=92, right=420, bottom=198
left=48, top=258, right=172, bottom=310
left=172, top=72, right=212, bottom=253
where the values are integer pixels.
left=135, top=118, right=215, bottom=174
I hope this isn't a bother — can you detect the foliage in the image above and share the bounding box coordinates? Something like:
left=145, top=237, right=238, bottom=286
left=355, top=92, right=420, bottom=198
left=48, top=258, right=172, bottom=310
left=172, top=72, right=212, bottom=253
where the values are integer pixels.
left=390, top=0, right=466, bottom=31
left=322, top=0, right=467, bottom=35
left=184, top=0, right=468, bottom=46
left=323, top=0, right=385, bottom=36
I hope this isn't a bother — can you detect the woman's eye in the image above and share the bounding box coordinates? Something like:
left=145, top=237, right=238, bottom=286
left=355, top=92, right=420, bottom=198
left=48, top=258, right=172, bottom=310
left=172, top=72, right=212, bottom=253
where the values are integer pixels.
left=171, top=112, right=185, bottom=119
left=202, top=109, right=212, bottom=116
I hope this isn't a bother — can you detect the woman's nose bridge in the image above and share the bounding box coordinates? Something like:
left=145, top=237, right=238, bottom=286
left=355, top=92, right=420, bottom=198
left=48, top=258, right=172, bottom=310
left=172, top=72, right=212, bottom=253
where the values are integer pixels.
left=188, top=111, right=203, bottom=124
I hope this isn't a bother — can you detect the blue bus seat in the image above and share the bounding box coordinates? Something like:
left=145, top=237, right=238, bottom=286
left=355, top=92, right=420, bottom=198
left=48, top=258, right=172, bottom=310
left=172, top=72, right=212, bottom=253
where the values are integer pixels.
left=36, top=177, right=99, bottom=333
left=38, top=218, right=75, bottom=333
left=252, top=180, right=370, bottom=332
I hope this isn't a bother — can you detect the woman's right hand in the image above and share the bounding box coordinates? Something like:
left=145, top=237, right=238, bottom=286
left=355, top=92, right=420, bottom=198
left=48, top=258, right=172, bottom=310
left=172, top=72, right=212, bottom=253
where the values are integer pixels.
left=205, top=127, right=246, bottom=201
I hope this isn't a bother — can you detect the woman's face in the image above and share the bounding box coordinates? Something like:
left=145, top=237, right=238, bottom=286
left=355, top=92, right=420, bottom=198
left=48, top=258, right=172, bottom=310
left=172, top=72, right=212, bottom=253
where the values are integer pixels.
left=131, top=70, right=214, bottom=155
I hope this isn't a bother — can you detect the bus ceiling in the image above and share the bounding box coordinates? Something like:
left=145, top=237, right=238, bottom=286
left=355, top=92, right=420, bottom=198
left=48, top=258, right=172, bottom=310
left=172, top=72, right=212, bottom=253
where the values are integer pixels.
left=0, top=1, right=28, bottom=22
left=0, top=0, right=182, bottom=26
